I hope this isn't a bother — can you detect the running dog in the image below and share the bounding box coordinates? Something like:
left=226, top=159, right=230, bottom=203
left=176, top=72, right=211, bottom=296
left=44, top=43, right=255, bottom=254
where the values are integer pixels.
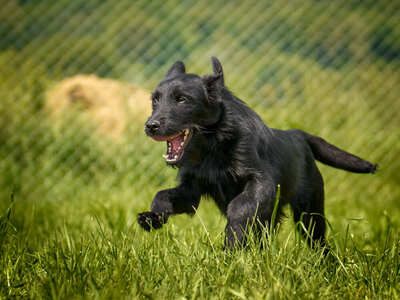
left=138, top=57, right=377, bottom=252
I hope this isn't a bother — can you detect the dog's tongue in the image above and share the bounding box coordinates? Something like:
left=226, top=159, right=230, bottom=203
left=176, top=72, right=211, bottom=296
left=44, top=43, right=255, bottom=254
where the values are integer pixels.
left=168, top=135, right=183, bottom=152
left=167, top=133, right=184, bottom=159
left=151, top=129, right=190, bottom=162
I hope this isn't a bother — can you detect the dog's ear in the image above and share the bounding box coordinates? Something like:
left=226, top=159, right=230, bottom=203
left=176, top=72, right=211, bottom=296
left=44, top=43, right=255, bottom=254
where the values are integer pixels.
left=203, top=57, right=224, bottom=85
left=210, top=56, right=224, bottom=85
left=202, top=57, right=224, bottom=103
left=165, top=61, right=186, bottom=79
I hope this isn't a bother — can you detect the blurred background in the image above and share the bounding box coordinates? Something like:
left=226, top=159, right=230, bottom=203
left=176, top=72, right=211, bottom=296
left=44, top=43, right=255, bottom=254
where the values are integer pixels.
left=0, top=0, right=399, bottom=235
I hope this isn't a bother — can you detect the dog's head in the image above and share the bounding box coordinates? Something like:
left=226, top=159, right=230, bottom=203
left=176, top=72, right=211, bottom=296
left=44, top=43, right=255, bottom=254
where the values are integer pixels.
left=145, top=57, right=224, bottom=165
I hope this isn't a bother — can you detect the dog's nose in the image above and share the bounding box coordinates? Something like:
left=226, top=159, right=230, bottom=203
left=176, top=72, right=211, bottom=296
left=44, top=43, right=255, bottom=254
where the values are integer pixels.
left=146, top=120, right=161, bottom=133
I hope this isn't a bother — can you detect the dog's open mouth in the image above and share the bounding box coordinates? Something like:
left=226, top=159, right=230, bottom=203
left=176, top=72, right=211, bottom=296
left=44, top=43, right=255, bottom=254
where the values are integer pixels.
left=151, top=129, right=192, bottom=163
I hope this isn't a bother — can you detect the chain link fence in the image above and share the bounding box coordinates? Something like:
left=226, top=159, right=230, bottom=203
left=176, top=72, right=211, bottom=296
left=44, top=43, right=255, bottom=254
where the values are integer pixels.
left=1, top=0, right=399, bottom=220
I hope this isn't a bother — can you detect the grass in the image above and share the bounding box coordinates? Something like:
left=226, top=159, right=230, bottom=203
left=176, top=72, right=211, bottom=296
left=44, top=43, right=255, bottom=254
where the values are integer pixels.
left=0, top=65, right=399, bottom=300
left=0, top=67, right=399, bottom=300
left=1, top=189, right=399, bottom=299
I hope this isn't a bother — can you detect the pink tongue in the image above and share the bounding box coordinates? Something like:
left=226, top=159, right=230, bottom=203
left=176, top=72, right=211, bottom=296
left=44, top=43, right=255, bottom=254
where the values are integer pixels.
left=169, top=135, right=183, bottom=152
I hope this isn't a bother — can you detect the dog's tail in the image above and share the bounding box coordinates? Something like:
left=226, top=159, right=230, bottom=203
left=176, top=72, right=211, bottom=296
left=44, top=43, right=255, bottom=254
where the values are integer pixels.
left=304, top=133, right=377, bottom=174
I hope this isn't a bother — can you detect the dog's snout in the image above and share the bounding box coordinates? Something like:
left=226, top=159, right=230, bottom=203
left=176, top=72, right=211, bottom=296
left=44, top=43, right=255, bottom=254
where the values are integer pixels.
left=146, top=120, right=161, bottom=133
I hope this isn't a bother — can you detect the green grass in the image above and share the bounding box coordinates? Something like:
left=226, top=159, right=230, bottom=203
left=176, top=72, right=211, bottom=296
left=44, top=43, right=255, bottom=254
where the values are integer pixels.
left=0, top=63, right=399, bottom=300
left=0, top=109, right=398, bottom=298
left=1, top=189, right=399, bottom=299
left=0, top=59, right=399, bottom=300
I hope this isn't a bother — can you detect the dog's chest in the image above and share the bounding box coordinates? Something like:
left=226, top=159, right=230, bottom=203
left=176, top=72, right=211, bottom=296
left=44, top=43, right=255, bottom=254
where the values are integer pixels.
left=188, top=162, right=243, bottom=213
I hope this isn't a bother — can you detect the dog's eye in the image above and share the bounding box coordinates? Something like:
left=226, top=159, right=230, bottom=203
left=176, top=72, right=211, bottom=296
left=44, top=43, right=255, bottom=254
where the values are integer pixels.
left=176, top=96, right=186, bottom=103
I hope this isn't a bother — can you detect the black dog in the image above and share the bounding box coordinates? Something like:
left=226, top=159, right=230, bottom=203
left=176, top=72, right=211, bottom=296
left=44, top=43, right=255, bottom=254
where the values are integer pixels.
left=138, top=57, right=377, bottom=251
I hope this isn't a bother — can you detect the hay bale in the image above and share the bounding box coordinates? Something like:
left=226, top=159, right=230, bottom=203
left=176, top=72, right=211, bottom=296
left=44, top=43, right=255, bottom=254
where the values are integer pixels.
left=46, top=74, right=151, bottom=139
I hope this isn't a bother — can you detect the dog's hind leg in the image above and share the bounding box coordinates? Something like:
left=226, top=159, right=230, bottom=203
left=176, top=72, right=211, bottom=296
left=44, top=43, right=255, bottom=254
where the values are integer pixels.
left=290, top=169, right=328, bottom=253
left=138, top=181, right=201, bottom=231
left=225, top=178, right=279, bottom=249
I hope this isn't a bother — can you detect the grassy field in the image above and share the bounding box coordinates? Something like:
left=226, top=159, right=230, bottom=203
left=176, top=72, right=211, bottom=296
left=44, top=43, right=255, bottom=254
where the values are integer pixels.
left=0, top=179, right=399, bottom=299
left=0, top=84, right=399, bottom=298
left=1, top=0, right=400, bottom=298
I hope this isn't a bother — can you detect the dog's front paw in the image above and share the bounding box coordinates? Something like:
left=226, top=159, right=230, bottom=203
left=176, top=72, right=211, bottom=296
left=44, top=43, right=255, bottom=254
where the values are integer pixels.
left=138, top=211, right=165, bottom=231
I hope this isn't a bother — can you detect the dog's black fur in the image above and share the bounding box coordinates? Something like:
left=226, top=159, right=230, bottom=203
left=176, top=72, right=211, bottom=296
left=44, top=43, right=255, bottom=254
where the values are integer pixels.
left=138, top=57, right=377, bottom=251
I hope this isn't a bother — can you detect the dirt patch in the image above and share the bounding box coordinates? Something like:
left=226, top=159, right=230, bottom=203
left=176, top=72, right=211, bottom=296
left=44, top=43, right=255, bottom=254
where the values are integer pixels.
left=46, top=74, right=151, bottom=139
